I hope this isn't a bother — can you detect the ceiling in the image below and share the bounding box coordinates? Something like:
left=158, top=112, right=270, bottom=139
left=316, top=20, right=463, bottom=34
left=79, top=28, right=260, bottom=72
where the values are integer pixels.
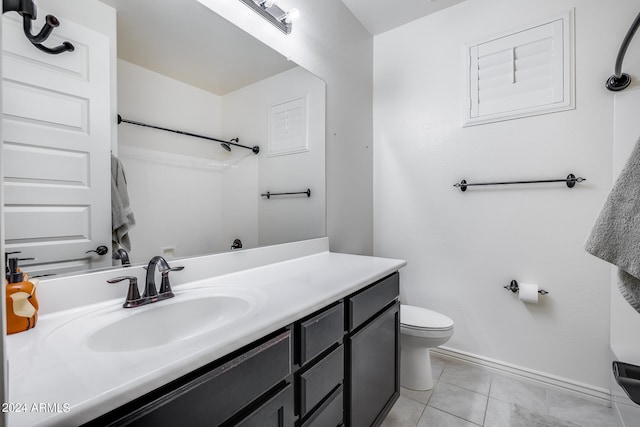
left=341, top=0, right=466, bottom=36
left=98, top=0, right=295, bottom=95
left=97, top=0, right=466, bottom=94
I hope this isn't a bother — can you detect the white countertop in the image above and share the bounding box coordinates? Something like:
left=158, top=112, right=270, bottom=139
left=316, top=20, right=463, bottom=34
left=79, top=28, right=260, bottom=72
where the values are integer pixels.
left=6, top=242, right=405, bottom=426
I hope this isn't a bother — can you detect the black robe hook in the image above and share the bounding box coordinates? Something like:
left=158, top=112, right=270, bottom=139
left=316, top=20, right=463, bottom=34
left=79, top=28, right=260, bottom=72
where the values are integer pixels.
left=3, top=0, right=74, bottom=55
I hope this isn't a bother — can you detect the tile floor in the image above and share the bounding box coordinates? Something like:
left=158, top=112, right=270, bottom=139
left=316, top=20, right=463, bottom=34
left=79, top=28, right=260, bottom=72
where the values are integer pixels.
left=381, top=355, right=623, bottom=427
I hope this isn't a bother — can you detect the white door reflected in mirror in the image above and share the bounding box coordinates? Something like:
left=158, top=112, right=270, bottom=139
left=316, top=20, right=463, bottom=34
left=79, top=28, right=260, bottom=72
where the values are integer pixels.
left=2, top=12, right=112, bottom=276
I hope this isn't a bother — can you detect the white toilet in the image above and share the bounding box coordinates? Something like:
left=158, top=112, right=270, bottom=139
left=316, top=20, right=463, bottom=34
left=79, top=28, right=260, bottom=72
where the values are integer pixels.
left=400, top=304, right=454, bottom=390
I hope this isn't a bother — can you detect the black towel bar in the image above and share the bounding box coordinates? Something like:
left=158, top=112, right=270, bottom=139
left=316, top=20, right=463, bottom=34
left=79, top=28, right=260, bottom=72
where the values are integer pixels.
left=261, top=189, right=311, bottom=199
left=454, top=174, right=586, bottom=192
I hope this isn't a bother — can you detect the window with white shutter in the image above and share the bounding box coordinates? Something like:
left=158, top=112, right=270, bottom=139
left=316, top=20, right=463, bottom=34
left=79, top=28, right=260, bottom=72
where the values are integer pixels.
left=268, top=95, right=309, bottom=156
left=464, top=11, right=574, bottom=126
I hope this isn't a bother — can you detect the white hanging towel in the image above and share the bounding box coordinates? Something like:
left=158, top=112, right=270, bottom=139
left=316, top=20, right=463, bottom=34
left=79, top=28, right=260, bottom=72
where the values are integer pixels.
left=111, top=154, right=135, bottom=251
left=585, top=138, right=640, bottom=313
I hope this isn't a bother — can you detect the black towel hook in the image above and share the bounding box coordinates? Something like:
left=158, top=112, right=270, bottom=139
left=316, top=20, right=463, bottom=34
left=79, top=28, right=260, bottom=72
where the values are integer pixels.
left=3, top=0, right=74, bottom=55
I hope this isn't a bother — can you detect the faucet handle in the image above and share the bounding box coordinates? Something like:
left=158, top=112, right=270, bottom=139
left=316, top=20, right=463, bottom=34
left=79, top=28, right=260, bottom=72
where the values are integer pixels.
left=107, top=276, right=143, bottom=308
left=231, top=239, right=243, bottom=250
left=158, top=266, right=184, bottom=296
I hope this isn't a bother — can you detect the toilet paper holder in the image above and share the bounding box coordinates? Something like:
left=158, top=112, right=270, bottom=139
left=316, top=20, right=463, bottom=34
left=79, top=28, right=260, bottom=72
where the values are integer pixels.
left=504, top=280, right=549, bottom=295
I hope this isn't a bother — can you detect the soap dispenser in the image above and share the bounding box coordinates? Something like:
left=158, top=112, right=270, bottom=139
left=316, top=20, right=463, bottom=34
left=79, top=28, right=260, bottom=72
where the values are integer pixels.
left=5, top=257, right=39, bottom=334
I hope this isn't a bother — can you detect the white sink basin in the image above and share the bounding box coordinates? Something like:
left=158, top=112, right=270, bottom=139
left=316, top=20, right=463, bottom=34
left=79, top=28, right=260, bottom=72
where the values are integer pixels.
left=87, top=294, right=252, bottom=352
left=44, top=286, right=265, bottom=353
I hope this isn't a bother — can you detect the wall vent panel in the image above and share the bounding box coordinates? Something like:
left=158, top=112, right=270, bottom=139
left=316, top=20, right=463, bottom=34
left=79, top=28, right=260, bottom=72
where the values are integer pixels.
left=268, top=95, right=309, bottom=156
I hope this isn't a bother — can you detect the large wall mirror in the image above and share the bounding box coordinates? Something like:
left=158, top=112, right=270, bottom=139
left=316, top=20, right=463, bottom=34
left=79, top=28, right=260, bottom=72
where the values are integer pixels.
left=2, top=0, right=326, bottom=277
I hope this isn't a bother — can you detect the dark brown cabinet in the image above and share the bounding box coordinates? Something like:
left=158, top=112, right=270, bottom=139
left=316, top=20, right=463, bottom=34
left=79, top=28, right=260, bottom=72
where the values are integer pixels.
left=84, top=272, right=400, bottom=427
left=84, top=331, right=293, bottom=427
left=345, top=272, right=400, bottom=427
left=346, top=302, right=400, bottom=427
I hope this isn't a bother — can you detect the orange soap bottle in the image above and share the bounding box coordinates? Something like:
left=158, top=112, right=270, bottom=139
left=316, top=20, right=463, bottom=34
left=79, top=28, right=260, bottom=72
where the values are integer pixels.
left=5, top=257, right=38, bottom=334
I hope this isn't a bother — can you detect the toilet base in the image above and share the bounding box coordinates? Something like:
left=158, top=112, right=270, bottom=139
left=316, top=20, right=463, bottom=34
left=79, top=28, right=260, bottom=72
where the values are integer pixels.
left=401, top=346, right=434, bottom=391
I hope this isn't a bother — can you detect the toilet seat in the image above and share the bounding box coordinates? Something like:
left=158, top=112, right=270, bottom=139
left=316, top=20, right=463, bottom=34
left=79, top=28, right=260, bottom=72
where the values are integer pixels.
left=400, top=304, right=453, bottom=331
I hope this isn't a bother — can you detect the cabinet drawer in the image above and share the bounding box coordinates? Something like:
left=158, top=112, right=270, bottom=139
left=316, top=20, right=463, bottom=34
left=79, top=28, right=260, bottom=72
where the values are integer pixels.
left=301, top=384, right=343, bottom=427
left=298, top=345, right=344, bottom=416
left=113, top=331, right=291, bottom=426
left=235, top=384, right=294, bottom=427
left=347, top=272, right=399, bottom=331
left=297, top=302, right=344, bottom=365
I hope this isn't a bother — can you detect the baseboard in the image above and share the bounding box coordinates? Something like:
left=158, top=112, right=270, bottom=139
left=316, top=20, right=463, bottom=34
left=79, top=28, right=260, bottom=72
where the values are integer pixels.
left=431, top=346, right=612, bottom=405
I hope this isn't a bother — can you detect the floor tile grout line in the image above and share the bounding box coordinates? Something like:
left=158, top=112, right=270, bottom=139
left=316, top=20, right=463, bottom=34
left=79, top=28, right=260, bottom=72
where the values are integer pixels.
left=545, top=386, right=551, bottom=418
left=425, top=380, right=436, bottom=406
left=426, top=381, right=484, bottom=426
left=427, top=405, right=484, bottom=427
left=429, top=362, right=489, bottom=426
left=436, top=358, right=493, bottom=397
left=426, top=405, right=482, bottom=426
left=414, top=398, right=427, bottom=427
left=438, top=378, right=491, bottom=397
left=481, top=378, right=494, bottom=426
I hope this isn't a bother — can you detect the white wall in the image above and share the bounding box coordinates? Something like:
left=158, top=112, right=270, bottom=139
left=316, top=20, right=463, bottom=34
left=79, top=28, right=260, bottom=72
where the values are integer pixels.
left=222, top=67, right=326, bottom=247
left=117, top=60, right=224, bottom=159
left=373, top=0, right=640, bottom=390
left=220, top=155, right=259, bottom=251
left=197, top=0, right=374, bottom=255
left=117, top=59, right=233, bottom=263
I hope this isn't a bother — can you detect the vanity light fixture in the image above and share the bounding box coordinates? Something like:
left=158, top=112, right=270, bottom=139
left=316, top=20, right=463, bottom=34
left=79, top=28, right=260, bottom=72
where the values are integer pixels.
left=239, top=0, right=300, bottom=34
left=283, top=8, right=300, bottom=24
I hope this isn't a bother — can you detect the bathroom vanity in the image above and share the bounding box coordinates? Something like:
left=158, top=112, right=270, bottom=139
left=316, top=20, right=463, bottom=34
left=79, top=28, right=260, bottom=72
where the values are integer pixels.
left=5, top=238, right=405, bottom=426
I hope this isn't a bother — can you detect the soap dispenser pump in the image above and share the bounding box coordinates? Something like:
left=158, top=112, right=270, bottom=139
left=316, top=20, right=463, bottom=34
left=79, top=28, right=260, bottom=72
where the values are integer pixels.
left=5, top=256, right=39, bottom=334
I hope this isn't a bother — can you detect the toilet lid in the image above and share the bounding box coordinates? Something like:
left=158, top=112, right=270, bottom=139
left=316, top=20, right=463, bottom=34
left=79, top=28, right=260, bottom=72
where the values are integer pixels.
left=400, top=304, right=453, bottom=330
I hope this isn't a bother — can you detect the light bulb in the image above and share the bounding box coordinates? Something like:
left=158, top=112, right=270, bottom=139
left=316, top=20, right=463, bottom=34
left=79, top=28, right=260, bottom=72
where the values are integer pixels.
left=263, top=0, right=278, bottom=8
left=284, top=8, right=300, bottom=23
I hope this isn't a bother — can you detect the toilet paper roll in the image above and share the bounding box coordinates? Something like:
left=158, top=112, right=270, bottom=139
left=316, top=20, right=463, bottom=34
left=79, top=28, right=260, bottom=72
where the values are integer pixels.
left=518, top=282, right=539, bottom=303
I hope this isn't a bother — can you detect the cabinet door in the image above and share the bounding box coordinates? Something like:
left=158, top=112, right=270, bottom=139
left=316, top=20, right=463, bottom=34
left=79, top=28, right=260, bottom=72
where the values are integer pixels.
left=346, top=302, right=399, bottom=427
left=235, top=384, right=294, bottom=427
